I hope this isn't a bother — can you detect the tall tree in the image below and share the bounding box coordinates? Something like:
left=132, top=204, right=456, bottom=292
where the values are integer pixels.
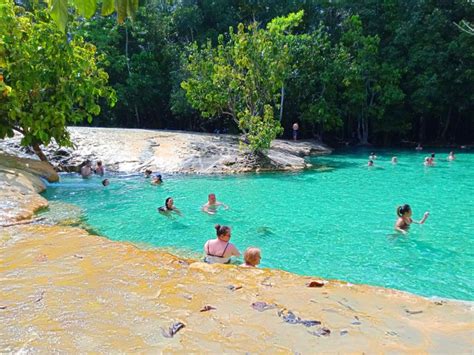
left=181, top=11, right=305, bottom=153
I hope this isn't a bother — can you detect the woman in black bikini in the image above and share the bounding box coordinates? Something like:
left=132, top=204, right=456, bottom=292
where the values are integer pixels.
left=203, top=225, right=240, bottom=264
left=158, top=197, right=182, bottom=216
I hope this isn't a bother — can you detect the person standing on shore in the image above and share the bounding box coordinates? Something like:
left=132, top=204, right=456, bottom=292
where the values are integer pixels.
left=292, top=122, right=299, bottom=141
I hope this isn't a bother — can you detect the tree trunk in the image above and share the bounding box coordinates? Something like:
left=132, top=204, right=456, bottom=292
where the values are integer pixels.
left=418, top=116, right=425, bottom=143
left=279, top=85, right=284, bottom=122
left=440, top=105, right=452, bottom=142
left=32, top=143, right=48, bottom=162
left=358, top=115, right=369, bottom=145
left=125, top=24, right=140, bottom=127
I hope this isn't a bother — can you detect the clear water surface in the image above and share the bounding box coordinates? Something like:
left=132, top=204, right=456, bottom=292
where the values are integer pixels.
left=42, top=148, right=474, bottom=301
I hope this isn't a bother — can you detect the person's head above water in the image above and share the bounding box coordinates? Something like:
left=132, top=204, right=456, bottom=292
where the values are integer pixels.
left=165, top=197, right=173, bottom=209
left=368, top=160, right=374, bottom=166
left=244, top=247, right=261, bottom=267
left=431, top=153, right=435, bottom=158
left=144, top=169, right=152, bottom=177
left=97, top=161, right=102, bottom=167
left=208, top=193, right=216, bottom=203
left=397, top=204, right=412, bottom=217
left=215, top=224, right=231, bottom=240
left=102, top=179, right=109, bottom=186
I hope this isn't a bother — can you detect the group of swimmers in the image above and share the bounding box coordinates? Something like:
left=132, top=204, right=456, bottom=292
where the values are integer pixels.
left=367, top=150, right=456, bottom=167
left=80, top=160, right=109, bottom=186
left=154, top=193, right=260, bottom=266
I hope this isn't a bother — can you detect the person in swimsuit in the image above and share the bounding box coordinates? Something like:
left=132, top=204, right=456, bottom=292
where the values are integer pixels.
left=94, top=161, right=105, bottom=176
left=448, top=151, right=455, bottom=161
left=292, top=122, right=299, bottom=141
left=367, top=160, right=374, bottom=167
left=151, top=174, right=163, bottom=185
left=391, top=156, right=398, bottom=164
left=80, top=160, right=93, bottom=178
left=202, top=193, right=228, bottom=215
left=144, top=169, right=153, bottom=178
left=395, top=204, right=429, bottom=235
left=241, top=247, right=261, bottom=268
left=415, top=143, right=423, bottom=151
left=203, top=224, right=240, bottom=264
left=158, top=197, right=181, bottom=216
left=369, top=152, right=377, bottom=160
left=102, top=179, right=109, bottom=186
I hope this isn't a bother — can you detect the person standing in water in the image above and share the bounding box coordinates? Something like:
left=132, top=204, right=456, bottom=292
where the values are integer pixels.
left=391, top=156, right=398, bottom=164
left=94, top=161, right=105, bottom=176
left=448, top=151, right=456, bottom=161
left=395, top=204, right=429, bottom=235
left=202, top=193, right=229, bottom=215
left=80, top=160, right=93, bottom=178
left=158, top=197, right=182, bottom=216
left=203, top=225, right=240, bottom=264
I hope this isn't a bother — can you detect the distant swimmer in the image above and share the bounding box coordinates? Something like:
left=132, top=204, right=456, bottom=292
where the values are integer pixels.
left=416, top=143, right=423, bottom=151
left=102, top=179, right=110, bottom=187
left=80, top=160, right=93, bottom=178
left=429, top=153, right=436, bottom=165
left=424, top=157, right=431, bottom=166
left=151, top=174, right=163, bottom=185
left=158, top=197, right=181, bottom=216
left=391, top=156, right=398, bottom=164
left=241, top=247, right=261, bottom=268
left=202, top=193, right=228, bottom=215
left=144, top=169, right=153, bottom=178
left=368, top=160, right=374, bottom=167
left=448, top=151, right=456, bottom=161
left=203, top=224, right=240, bottom=264
left=94, top=160, right=105, bottom=176
left=369, top=152, right=377, bottom=160
left=395, top=204, right=429, bottom=235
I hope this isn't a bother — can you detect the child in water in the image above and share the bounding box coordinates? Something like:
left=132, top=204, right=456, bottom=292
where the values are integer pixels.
left=395, top=204, right=429, bottom=235
left=241, top=247, right=261, bottom=268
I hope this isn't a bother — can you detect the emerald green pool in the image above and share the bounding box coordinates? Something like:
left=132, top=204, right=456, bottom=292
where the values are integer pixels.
left=42, top=149, right=474, bottom=301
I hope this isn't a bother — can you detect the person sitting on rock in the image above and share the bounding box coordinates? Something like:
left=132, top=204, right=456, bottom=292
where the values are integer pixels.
left=80, top=160, right=93, bottom=178
left=241, top=247, right=261, bottom=268
left=94, top=161, right=105, bottom=176
left=158, top=197, right=181, bottom=216
left=202, top=193, right=228, bottom=215
left=204, top=224, right=240, bottom=264
left=151, top=174, right=163, bottom=185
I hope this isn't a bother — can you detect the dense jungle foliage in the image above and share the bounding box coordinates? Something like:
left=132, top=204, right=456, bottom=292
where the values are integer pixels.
left=3, top=0, right=474, bottom=150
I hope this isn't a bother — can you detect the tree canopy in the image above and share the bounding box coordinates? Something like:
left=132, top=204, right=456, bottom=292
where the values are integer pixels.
left=0, top=1, right=116, bottom=159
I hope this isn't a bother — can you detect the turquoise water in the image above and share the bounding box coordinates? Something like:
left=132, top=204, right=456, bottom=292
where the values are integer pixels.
left=42, top=149, right=474, bottom=301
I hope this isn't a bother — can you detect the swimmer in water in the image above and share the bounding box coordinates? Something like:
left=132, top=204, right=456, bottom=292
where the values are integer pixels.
left=429, top=153, right=436, bottom=165
left=80, top=160, right=93, bottom=178
left=368, top=160, right=374, bottom=167
left=448, top=151, right=455, bottom=161
left=144, top=169, right=153, bottom=178
left=241, top=247, right=261, bottom=268
left=94, top=161, right=105, bottom=176
left=395, top=204, right=429, bottom=235
left=102, top=179, right=109, bottom=186
left=203, top=224, right=240, bottom=264
left=158, top=197, right=181, bottom=216
left=416, top=143, right=423, bottom=151
left=391, top=156, right=398, bottom=164
left=151, top=174, right=163, bottom=185
left=202, top=193, right=229, bottom=215
left=369, top=152, right=377, bottom=160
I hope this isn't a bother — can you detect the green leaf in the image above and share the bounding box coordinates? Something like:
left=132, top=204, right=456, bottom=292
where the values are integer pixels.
left=101, top=0, right=114, bottom=16
left=116, top=0, right=127, bottom=24
left=49, top=0, right=68, bottom=32
left=74, top=0, right=97, bottom=18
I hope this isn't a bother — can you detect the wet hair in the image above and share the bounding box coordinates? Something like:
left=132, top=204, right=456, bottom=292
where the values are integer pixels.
left=97, top=161, right=102, bottom=166
left=244, top=247, right=261, bottom=266
left=145, top=169, right=152, bottom=174
left=156, top=174, right=162, bottom=181
left=102, top=179, right=109, bottom=186
left=215, top=224, right=231, bottom=238
left=397, top=204, right=411, bottom=217
left=165, top=197, right=173, bottom=209
left=431, top=153, right=435, bottom=158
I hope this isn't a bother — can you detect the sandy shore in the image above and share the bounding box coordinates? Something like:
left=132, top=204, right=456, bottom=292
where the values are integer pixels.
left=0, top=140, right=473, bottom=352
